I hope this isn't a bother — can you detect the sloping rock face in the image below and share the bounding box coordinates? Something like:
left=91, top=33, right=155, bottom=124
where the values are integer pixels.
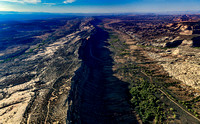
left=0, top=18, right=95, bottom=123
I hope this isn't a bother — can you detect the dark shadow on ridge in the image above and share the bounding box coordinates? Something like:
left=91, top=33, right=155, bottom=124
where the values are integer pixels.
left=165, top=40, right=183, bottom=48
left=67, top=22, right=138, bottom=124
left=192, top=36, right=200, bottom=47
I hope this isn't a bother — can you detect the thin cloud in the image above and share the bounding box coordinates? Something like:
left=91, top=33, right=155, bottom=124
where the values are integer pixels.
left=0, top=0, right=41, bottom=4
left=43, top=3, right=56, bottom=6
left=63, top=0, right=75, bottom=4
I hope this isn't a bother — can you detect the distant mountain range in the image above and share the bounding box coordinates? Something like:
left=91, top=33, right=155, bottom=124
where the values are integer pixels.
left=0, top=11, right=200, bottom=22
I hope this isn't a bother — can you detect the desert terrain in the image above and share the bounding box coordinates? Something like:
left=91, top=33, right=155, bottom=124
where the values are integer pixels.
left=0, top=15, right=200, bottom=123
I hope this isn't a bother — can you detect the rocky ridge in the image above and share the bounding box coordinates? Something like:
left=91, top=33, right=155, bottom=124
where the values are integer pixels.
left=0, top=18, right=95, bottom=124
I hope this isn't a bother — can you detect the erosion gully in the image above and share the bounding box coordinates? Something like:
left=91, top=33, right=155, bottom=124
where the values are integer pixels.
left=67, top=25, right=138, bottom=123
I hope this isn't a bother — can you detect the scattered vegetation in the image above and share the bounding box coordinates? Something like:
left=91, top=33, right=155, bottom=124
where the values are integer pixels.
left=137, top=44, right=167, bottom=50
left=106, top=26, right=200, bottom=123
left=108, top=32, right=169, bottom=123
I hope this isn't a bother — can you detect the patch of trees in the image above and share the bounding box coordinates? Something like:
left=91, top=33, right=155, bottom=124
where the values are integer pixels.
left=129, top=79, right=166, bottom=123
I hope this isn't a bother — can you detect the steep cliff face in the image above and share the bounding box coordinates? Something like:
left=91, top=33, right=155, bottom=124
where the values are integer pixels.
left=0, top=18, right=95, bottom=124
left=67, top=26, right=138, bottom=123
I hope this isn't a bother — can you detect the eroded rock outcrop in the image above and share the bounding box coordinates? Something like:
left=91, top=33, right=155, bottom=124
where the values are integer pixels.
left=147, top=46, right=200, bottom=89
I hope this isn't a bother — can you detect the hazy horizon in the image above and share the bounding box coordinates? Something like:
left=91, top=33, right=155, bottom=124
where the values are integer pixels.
left=0, top=0, right=200, bottom=13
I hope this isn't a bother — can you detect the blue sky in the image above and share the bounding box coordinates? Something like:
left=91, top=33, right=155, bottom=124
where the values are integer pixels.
left=0, top=0, right=200, bottom=13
